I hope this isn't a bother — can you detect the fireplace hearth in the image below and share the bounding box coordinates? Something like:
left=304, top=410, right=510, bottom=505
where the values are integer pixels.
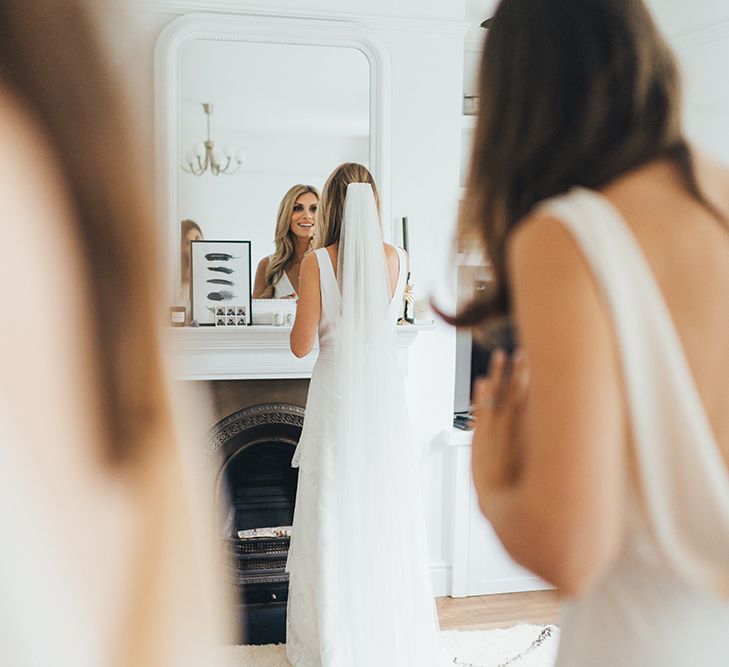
left=207, top=402, right=303, bottom=645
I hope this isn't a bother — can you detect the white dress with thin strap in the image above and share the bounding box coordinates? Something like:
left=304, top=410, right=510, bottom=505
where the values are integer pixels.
left=286, top=244, right=447, bottom=667
left=539, top=187, right=729, bottom=667
left=268, top=255, right=296, bottom=297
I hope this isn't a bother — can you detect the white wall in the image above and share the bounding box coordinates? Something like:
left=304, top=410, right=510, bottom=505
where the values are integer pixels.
left=464, top=0, right=498, bottom=26
left=641, top=0, right=729, bottom=162
left=674, top=25, right=729, bottom=162
left=646, top=0, right=729, bottom=39
left=112, top=0, right=468, bottom=596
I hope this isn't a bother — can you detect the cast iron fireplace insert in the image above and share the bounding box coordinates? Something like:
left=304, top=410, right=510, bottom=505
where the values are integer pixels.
left=207, top=403, right=303, bottom=645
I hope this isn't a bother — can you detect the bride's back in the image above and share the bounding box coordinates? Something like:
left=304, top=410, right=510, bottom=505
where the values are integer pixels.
left=324, top=242, right=404, bottom=299
left=601, top=153, right=729, bottom=470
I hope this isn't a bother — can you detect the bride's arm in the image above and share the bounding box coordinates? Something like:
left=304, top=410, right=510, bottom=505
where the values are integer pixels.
left=290, top=253, right=321, bottom=357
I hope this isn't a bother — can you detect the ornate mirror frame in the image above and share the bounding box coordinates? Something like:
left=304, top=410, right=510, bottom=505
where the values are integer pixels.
left=154, top=12, right=392, bottom=303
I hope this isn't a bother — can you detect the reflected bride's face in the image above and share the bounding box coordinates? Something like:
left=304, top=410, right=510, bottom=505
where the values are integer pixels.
left=289, top=192, right=318, bottom=240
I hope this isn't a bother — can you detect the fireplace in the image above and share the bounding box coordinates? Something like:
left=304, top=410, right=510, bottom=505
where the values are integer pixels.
left=207, top=402, right=304, bottom=645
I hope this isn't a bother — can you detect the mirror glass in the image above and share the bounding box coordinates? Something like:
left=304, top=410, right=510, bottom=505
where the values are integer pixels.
left=179, top=39, right=370, bottom=290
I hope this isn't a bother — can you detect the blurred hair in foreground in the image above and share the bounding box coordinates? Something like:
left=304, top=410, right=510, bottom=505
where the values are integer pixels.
left=0, top=2, right=230, bottom=665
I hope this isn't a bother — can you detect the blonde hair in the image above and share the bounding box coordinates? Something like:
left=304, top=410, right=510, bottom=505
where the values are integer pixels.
left=317, top=163, right=380, bottom=248
left=261, top=184, right=319, bottom=298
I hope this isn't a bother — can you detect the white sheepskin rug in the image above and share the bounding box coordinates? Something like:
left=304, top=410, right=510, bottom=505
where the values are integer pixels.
left=216, top=623, right=560, bottom=666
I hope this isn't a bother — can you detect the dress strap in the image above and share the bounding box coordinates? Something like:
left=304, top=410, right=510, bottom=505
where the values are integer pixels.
left=314, top=248, right=340, bottom=315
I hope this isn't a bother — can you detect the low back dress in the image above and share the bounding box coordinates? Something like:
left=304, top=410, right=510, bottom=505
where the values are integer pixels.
left=539, top=187, right=729, bottom=667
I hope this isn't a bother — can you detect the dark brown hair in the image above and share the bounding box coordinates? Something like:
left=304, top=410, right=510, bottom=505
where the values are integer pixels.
left=0, top=2, right=172, bottom=465
left=317, top=162, right=381, bottom=247
left=453, top=0, right=719, bottom=330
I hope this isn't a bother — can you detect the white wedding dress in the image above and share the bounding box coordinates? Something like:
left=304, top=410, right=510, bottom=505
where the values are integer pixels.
left=268, top=254, right=297, bottom=298
left=540, top=187, right=729, bottom=666
left=286, top=184, right=447, bottom=667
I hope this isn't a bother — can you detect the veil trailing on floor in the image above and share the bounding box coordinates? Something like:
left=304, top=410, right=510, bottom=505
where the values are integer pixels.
left=330, top=183, right=446, bottom=666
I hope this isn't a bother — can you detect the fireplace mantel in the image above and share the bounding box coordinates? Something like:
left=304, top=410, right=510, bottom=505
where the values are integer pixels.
left=166, top=322, right=434, bottom=380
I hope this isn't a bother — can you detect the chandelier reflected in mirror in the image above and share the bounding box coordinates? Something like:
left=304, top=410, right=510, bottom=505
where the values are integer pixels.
left=182, top=103, right=243, bottom=176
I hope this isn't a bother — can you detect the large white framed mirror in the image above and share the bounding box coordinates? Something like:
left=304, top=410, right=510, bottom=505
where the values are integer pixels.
left=155, top=12, right=392, bottom=305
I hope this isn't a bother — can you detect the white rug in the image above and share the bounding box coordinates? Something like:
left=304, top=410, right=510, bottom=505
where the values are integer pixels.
left=217, top=624, right=560, bottom=666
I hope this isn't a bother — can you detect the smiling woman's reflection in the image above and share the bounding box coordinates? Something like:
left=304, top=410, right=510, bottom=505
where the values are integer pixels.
left=253, top=184, right=319, bottom=299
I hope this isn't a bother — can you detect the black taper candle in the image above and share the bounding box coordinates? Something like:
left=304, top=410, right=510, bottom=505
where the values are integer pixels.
left=402, top=216, right=409, bottom=253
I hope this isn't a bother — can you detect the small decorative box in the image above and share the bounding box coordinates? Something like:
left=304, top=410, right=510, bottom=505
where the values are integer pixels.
left=214, top=305, right=248, bottom=326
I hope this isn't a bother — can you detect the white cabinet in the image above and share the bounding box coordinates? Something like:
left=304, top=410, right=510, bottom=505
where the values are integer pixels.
left=447, top=428, right=552, bottom=597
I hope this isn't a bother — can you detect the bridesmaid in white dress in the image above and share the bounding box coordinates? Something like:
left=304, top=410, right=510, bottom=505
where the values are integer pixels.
left=286, top=163, right=447, bottom=666
left=454, top=1, right=729, bottom=665
left=253, top=184, right=319, bottom=299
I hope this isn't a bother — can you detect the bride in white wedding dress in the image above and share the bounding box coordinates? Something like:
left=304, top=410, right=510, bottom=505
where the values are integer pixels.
left=286, top=163, right=448, bottom=667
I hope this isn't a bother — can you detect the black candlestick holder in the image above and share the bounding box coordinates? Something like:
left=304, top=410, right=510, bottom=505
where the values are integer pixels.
left=402, top=271, right=415, bottom=324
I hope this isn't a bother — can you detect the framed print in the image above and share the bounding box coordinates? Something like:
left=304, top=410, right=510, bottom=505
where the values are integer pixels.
left=191, top=240, right=252, bottom=326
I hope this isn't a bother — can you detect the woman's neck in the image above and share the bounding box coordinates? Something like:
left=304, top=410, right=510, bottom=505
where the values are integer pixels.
left=291, top=235, right=310, bottom=261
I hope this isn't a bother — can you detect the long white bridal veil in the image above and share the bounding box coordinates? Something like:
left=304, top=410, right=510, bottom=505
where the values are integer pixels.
left=332, top=183, right=447, bottom=666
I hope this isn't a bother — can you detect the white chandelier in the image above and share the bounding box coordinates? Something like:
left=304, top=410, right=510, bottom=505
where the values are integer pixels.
left=182, top=103, right=242, bottom=176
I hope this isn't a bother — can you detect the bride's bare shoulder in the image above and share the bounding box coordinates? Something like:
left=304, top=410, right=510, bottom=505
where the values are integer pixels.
left=383, top=242, right=399, bottom=261
left=383, top=244, right=405, bottom=286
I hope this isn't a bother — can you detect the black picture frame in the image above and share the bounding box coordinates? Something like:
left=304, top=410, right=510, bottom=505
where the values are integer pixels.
left=190, top=240, right=252, bottom=326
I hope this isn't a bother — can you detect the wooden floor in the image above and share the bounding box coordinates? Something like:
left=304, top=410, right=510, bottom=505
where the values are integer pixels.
left=436, top=590, right=562, bottom=631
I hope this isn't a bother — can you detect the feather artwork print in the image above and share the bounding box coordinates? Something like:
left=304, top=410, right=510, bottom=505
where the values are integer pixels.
left=190, top=241, right=250, bottom=324
left=207, top=290, right=237, bottom=301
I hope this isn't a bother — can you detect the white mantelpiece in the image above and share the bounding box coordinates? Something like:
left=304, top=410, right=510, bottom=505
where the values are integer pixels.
left=166, top=322, right=432, bottom=380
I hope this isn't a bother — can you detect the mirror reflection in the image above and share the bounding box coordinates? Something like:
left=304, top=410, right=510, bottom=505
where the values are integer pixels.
left=178, top=39, right=370, bottom=306
left=179, top=219, right=203, bottom=306
left=252, top=185, right=319, bottom=299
